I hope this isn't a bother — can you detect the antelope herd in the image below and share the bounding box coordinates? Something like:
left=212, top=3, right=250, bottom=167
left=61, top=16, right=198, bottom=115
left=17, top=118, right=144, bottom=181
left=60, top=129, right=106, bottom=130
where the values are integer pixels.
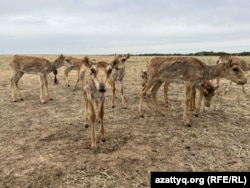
left=9, top=54, right=249, bottom=149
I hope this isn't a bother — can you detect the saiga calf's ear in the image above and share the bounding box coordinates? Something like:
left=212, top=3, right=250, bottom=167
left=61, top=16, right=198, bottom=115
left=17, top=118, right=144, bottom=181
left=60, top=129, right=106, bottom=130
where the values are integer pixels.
left=90, top=64, right=97, bottom=75
left=106, top=65, right=113, bottom=75
left=126, top=53, right=131, bottom=60
left=82, top=56, right=94, bottom=68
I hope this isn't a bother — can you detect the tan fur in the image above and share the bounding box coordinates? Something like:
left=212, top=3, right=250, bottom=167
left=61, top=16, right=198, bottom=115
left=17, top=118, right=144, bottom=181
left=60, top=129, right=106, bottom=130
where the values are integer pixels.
left=10, top=54, right=70, bottom=103
left=79, top=56, right=120, bottom=150
left=139, top=56, right=247, bottom=126
left=109, top=54, right=130, bottom=108
left=141, top=69, right=218, bottom=115
left=216, top=55, right=250, bottom=94
left=64, top=56, right=96, bottom=90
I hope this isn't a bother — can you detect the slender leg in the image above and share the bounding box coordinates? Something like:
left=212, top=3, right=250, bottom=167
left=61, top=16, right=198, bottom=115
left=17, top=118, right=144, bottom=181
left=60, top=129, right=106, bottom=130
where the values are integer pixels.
left=89, top=97, right=97, bottom=150
left=10, top=76, right=16, bottom=102
left=39, top=74, right=45, bottom=103
left=64, top=67, right=72, bottom=87
left=111, top=80, right=116, bottom=108
left=84, top=91, right=89, bottom=128
left=139, top=79, right=158, bottom=117
left=163, top=82, right=169, bottom=107
left=99, top=97, right=105, bottom=142
left=225, top=81, right=232, bottom=95
left=120, top=80, right=127, bottom=108
left=73, top=70, right=80, bottom=90
left=151, top=81, right=164, bottom=115
left=194, top=87, right=203, bottom=117
left=11, top=72, right=24, bottom=102
left=183, top=83, right=192, bottom=126
left=242, top=85, right=246, bottom=94
left=189, top=87, right=196, bottom=111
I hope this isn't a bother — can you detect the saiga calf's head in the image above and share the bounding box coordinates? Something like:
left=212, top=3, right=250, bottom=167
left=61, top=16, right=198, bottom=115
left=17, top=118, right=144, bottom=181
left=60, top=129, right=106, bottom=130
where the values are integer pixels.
left=82, top=56, right=118, bottom=93
left=201, top=81, right=219, bottom=107
left=141, top=69, right=148, bottom=87
left=90, top=61, right=113, bottom=92
left=54, top=54, right=71, bottom=68
left=216, top=56, right=247, bottom=85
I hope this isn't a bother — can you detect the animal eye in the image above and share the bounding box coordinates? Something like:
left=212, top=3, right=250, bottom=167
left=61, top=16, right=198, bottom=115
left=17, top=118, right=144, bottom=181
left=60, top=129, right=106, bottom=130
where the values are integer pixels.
left=107, top=68, right=112, bottom=74
left=232, top=67, right=239, bottom=72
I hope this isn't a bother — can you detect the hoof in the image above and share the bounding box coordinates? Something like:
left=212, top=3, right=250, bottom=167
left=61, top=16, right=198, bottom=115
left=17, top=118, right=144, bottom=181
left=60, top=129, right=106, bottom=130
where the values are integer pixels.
left=20, top=98, right=24, bottom=101
left=85, top=124, right=89, bottom=128
left=13, top=100, right=17, bottom=102
left=184, top=122, right=192, bottom=127
left=91, top=147, right=97, bottom=154
left=50, top=98, right=53, bottom=100
left=193, top=113, right=198, bottom=117
left=101, top=138, right=106, bottom=142
left=112, top=105, right=115, bottom=108
left=140, top=114, right=144, bottom=118
left=67, top=84, right=70, bottom=87
left=122, top=102, right=127, bottom=109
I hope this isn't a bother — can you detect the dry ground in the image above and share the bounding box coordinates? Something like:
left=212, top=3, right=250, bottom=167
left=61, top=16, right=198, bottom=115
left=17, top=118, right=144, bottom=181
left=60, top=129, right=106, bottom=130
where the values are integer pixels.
left=0, top=55, right=249, bottom=188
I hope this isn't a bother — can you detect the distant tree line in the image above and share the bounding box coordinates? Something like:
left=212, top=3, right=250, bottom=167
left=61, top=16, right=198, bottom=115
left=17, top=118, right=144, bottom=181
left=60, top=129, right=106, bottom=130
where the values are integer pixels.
left=135, top=51, right=250, bottom=56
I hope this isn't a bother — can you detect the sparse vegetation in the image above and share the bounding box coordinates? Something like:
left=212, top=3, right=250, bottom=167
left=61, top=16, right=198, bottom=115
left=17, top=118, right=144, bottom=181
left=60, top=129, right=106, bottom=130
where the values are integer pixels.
left=0, top=55, right=249, bottom=187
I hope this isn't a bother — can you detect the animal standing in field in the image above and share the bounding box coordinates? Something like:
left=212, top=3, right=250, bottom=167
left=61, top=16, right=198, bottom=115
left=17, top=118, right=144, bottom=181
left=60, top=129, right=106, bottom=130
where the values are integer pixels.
left=216, top=55, right=250, bottom=94
left=109, top=53, right=130, bottom=108
left=139, top=56, right=247, bottom=126
left=79, top=56, right=121, bottom=150
left=141, top=68, right=218, bottom=115
left=10, top=54, right=70, bottom=103
left=64, top=56, right=96, bottom=90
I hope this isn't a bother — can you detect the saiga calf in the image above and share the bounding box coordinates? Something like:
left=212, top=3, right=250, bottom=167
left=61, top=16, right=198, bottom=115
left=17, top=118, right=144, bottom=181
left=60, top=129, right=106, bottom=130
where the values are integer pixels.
left=216, top=55, right=250, bottom=94
left=79, top=56, right=121, bottom=150
left=64, top=56, right=96, bottom=90
left=139, top=56, right=247, bottom=126
left=141, top=68, right=218, bottom=115
left=108, top=54, right=130, bottom=108
left=10, top=54, right=70, bottom=103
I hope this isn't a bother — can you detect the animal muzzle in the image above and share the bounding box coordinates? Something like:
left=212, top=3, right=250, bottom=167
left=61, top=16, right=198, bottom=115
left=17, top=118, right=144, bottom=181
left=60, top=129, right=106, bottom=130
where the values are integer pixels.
left=237, top=79, right=247, bottom=85
left=204, top=101, right=211, bottom=107
left=99, top=84, right=106, bottom=93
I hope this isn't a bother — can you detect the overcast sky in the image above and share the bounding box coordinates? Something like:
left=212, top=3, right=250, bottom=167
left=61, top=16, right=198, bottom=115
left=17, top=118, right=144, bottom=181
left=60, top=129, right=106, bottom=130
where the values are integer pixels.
left=1, top=0, right=250, bottom=54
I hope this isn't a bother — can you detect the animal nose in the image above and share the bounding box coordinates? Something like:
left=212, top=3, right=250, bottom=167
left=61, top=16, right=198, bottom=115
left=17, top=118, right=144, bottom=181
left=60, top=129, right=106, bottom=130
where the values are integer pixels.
left=99, top=84, right=106, bottom=92
left=238, top=79, right=247, bottom=85
left=205, top=101, right=210, bottom=107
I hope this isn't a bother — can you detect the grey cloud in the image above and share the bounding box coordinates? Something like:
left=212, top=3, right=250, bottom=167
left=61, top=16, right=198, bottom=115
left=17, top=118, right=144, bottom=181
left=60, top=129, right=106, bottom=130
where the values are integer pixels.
left=0, top=0, right=250, bottom=54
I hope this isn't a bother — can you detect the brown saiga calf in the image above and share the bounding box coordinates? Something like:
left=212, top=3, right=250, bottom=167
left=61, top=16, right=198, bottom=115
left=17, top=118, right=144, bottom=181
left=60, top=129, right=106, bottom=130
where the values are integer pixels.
left=216, top=55, right=250, bottom=94
left=109, top=53, right=130, bottom=108
left=10, top=54, right=70, bottom=103
left=141, top=68, right=218, bottom=115
left=64, top=56, right=96, bottom=90
left=139, top=56, right=247, bottom=126
left=79, top=56, right=121, bottom=150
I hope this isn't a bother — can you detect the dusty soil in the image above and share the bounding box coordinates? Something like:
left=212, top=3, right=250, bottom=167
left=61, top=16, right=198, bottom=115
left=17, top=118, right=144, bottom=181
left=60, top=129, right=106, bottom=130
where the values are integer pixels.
left=0, top=55, right=249, bottom=188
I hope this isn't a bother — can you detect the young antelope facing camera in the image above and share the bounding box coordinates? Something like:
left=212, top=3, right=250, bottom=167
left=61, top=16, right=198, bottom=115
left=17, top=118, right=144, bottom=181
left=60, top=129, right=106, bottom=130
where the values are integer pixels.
left=79, top=56, right=122, bottom=150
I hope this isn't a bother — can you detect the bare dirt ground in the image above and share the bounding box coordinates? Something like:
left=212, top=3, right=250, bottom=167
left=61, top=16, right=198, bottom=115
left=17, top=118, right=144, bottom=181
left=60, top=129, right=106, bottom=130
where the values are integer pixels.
left=0, top=55, right=249, bottom=188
